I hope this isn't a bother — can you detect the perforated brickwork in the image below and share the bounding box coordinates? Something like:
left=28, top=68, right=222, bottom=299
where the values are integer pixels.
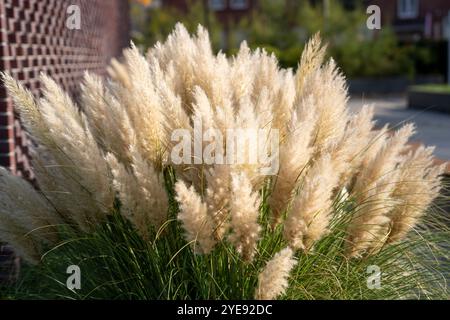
left=0, top=0, right=130, bottom=178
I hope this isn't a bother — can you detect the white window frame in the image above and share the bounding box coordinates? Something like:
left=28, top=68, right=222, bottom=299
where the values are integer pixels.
left=397, top=0, right=419, bottom=19
left=230, top=0, right=248, bottom=10
left=209, top=0, right=226, bottom=11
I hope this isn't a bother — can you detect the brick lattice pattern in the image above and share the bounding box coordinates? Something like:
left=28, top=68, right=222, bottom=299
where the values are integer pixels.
left=0, top=0, right=130, bottom=178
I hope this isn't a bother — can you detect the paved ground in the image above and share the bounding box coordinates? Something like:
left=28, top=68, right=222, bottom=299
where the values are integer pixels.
left=348, top=95, right=450, bottom=161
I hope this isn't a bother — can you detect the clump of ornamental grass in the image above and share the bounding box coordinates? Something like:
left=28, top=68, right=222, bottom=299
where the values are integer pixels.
left=0, top=24, right=449, bottom=300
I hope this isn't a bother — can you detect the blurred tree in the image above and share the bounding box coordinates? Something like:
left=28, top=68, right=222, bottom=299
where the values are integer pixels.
left=130, top=0, right=434, bottom=78
left=234, top=0, right=415, bottom=77
left=131, top=0, right=222, bottom=51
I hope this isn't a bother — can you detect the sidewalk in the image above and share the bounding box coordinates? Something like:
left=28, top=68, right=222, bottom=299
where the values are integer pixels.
left=348, top=95, right=450, bottom=162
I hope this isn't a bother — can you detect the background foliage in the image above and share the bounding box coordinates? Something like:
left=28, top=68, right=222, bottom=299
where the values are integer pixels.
left=131, top=0, right=444, bottom=78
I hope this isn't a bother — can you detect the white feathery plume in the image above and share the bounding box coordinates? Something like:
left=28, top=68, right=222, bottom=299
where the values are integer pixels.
left=387, top=147, right=446, bottom=243
left=205, top=165, right=232, bottom=240
left=175, top=180, right=216, bottom=254
left=0, top=167, right=61, bottom=241
left=229, top=172, right=261, bottom=262
left=270, top=103, right=315, bottom=225
left=303, top=59, right=349, bottom=154
left=347, top=124, right=416, bottom=257
left=283, top=154, right=339, bottom=251
left=0, top=215, right=41, bottom=264
left=295, top=32, right=327, bottom=98
left=352, top=124, right=415, bottom=199
left=3, top=73, right=115, bottom=230
left=251, top=49, right=279, bottom=103
left=271, top=69, right=296, bottom=138
left=152, top=58, right=191, bottom=161
left=37, top=75, right=115, bottom=222
left=130, top=148, right=169, bottom=229
left=0, top=167, right=61, bottom=263
left=118, top=43, right=166, bottom=168
left=255, top=247, right=297, bottom=300
left=334, top=105, right=377, bottom=185
left=229, top=41, right=255, bottom=103
left=234, top=95, right=265, bottom=188
left=107, top=58, right=131, bottom=89
left=81, top=72, right=136, bottom=166
left=1, top=72, right=50, bottom=146
left=106, top=149, right=168, bottom=239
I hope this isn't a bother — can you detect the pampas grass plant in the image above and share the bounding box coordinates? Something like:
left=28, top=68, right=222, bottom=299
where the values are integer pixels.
left=0, top=24, right=448, bottom=300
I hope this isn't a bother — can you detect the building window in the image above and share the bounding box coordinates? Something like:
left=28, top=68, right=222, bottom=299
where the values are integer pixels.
left=230, top=0, right=248, bottom=10
left=209, top=0, right=226, bottom=11
left=397, top=0, right=419, bottom=19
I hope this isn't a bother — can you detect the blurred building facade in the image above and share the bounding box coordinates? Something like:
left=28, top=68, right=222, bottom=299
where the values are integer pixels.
left=366, top=0, right=450, bottom=41
left=140, top=0, right=450, bottom=43
left=0, top=0, right=130, bottom=178
left=162, top=0, right=254, bottom=23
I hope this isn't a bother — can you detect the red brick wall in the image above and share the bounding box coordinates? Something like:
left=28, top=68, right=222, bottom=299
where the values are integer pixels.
left=0, top=0, right=130, bottom=178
